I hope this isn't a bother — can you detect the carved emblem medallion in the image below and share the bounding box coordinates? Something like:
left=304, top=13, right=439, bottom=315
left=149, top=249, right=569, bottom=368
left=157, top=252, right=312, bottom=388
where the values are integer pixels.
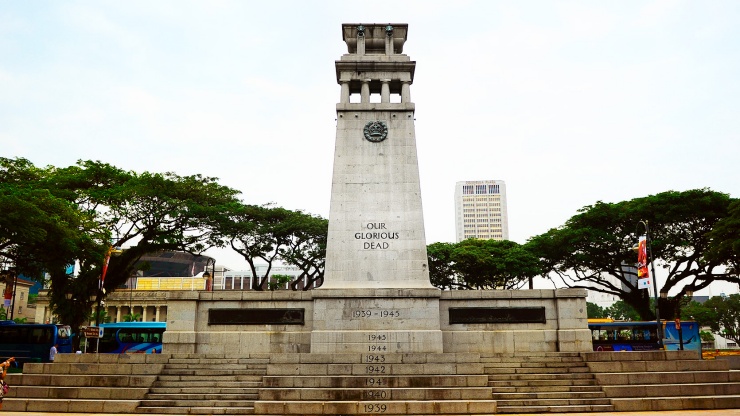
left=363, top=121, right=388, bottom=143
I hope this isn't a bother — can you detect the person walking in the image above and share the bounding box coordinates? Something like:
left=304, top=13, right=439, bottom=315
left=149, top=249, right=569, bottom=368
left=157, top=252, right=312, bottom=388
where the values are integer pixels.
left=49, top=343, right=58, bottom=362
left=0, top=357, right=15, bottom=410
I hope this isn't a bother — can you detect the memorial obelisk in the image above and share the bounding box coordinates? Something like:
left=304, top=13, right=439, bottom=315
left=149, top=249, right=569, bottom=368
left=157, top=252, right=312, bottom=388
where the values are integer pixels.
left=311, top=24, right=443, bottom=353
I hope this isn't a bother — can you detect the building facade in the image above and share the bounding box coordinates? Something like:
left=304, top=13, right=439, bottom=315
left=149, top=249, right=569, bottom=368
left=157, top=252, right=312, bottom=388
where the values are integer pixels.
left=454, top=180, right=509, bottom=242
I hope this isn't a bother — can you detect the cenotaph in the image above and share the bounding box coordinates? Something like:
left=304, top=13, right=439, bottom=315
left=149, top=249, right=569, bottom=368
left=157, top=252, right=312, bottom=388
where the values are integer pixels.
left=311, top=23, right=443, bottom=353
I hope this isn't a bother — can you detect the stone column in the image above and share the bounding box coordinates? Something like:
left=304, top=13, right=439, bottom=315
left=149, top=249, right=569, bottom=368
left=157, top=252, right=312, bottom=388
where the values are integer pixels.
left=360, top=80, right=370, bottom=103
left=381, top=79, right=390, bottom=103
left=401, top=82, right=411, bottom=103
left=340, top=82, right=350, bottom=103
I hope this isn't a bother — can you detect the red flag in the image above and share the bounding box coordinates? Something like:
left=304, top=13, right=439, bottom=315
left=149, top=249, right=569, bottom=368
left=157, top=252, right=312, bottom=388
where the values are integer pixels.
left=637, top=235, right=649, bottom=278
left=100, top=246, right=112, bottom=290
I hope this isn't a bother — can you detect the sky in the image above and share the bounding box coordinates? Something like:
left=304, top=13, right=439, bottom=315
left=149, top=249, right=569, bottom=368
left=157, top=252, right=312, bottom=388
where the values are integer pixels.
left=2, top=1, right=739, bottom=295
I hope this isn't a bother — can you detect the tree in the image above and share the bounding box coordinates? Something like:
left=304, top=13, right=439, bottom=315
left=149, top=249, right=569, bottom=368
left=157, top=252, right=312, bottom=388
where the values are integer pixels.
left=706, top=199, right=740, bottom=275
left=604, top=300, right=641, bottom=321
left=587, top=302, right=607, bottom=319
left=702, top=295, right=740, bottom=345
left=426, top=239, right=541, bottom=290
left=427, top=242, right=460, bottom=289
left=279, top=213, right=328, bottom=290
left=528, top=189, right=738, bottom=320
left=1, top=158, right=241, bottom=342
left=123, top=312, right=141, bottom=322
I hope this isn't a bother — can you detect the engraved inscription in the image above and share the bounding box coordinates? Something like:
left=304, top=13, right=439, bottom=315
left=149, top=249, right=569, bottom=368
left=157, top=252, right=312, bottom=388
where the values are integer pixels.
left=366, top=377, right=385, bottom=386
left=352, top=310, right=400, bottom=319
left=365, top=365, right=386, bottom=374
left=366, top=390, right=389, bottom=399
left=355, top=222, right=399, bottom=250
left=363, top=403, right=387, bottom=413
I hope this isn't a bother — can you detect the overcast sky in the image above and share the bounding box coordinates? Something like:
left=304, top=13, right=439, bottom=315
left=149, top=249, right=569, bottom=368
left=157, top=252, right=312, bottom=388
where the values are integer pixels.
left=2, top=1, right=739, bottom=294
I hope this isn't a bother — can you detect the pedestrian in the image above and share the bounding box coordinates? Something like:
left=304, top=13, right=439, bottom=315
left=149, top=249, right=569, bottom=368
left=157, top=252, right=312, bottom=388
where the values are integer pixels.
left=0, top=357, right=15, bottom=410
left=49, top=343, right=58, bottom=362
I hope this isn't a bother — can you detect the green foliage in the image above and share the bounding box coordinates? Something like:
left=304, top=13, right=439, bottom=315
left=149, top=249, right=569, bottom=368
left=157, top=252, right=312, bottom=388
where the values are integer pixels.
left=702, top=294, right=740, bottom=345
left=1, top=157, right=241, bottom=342
left=527, top=189, right=737, bottom=320
left=267, top=274, right=293, bottom=291
left=218, top=205, right=327, bottom=290
left=89, top=309, right=112, bottom=324
left=427, top=239, right=541, bottom=290
left=123, top=312, right=141, bottom=322
left=604, top=300, right=642, bottom=321
left=0, top=307, right=6, bottom=320
left=587, top=302, right=607, bottom=319
left=706, top=200, right=740, bottom=274
left=700, top=330, right=715, bottom=342
left=13, top=317, right=27, bottom=323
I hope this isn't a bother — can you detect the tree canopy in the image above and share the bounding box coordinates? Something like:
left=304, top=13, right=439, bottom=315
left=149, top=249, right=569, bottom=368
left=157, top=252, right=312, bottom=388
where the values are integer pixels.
left=427, top=239, right=541, bottom=290
left=527, top=189, right=739, bottom=320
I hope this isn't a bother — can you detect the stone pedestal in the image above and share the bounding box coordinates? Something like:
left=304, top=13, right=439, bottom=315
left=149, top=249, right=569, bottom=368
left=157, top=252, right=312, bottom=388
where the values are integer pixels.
left=311, top=289, right=443, bottom=353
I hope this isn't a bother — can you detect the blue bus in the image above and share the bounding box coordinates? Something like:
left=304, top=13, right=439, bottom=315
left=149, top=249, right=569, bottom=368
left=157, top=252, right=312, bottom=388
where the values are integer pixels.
left=98, top=322, right=166, bottom=353
left=0, top=321, right=73, bottom=366
left=589, top=320, right=701, bottom=353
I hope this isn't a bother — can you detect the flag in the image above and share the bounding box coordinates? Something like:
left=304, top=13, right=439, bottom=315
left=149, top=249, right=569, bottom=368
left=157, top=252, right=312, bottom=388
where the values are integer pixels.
left=637, top=235, right=649, bottom=278
left=100, top=246, right=112, bottom=290
left=638, top=277, right=651, bottom=290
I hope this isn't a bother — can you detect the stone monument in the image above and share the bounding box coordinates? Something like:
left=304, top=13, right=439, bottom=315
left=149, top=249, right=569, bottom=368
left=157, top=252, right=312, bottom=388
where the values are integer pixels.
left=312, top=23, right=443, bottom=354
left=159, top=23, right=591, bottom=357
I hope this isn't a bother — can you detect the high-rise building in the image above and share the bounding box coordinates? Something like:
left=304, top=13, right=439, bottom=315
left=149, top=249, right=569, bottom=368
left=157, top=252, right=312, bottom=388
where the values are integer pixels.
left=454, top=180, right=509, bottom=242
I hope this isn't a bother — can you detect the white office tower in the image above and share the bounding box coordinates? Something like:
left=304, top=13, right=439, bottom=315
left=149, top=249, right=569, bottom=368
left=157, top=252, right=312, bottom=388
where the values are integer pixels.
left=455, top=180, right=509, bottom=242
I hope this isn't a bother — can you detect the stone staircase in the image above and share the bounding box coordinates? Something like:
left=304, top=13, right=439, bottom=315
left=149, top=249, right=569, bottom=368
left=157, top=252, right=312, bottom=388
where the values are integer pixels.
left=484, top=352, right=614, bottom=413
left=2, top=353, right=163, bottom=413
left=3, top=350, right=739, bottom=414
left=137, top=355, right=268, bottom=414
left=584, top=350, right=740, bottom=412
left=483, top=351, right=740, bottom=413
left=254, top=353, right=498, bottom=415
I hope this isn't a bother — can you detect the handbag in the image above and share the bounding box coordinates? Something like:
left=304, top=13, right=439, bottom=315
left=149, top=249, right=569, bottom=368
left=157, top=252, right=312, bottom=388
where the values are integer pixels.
left=1, top=380, right=9, bottom=395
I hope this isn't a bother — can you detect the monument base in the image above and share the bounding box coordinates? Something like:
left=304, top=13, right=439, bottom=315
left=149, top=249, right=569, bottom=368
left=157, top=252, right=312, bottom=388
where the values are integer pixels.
left=311, top=288, right=443, bottom=353
left=163, top=288, right=591, bottom=355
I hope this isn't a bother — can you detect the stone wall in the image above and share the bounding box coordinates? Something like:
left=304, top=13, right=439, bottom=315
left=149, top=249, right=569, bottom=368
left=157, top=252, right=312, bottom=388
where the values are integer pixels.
left=162, top=288, right=591, bottom=354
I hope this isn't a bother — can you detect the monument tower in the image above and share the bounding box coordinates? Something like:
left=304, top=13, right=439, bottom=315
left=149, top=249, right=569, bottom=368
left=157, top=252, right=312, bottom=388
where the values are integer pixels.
left=311, top=24, right=443, bottom=353
left=322, top=24, right=433, bottom=289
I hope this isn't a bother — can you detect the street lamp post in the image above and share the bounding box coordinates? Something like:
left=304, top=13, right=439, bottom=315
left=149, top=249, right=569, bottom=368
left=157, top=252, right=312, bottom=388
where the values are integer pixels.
left=639, top=220, right=663, bottom=349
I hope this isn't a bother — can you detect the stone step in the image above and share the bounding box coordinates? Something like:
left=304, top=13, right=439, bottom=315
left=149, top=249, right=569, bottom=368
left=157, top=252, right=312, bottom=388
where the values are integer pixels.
left=588, top=359, right=730, bottom=373
left=496, top=398, right=612, bottom=407
left=480, top=356, right=584, bottom=363
left=497, top=404, right=615, bottom=413
left=254, top=400, right=497, bottom=415
left=157, top=374, right=262, bottom=382
left=490, top=379, right=598, bottom=388
left=610, top=395, right=740, bottom=411
left=268, top=353, right=485, bottom=364
left=152, top=380, right=261, bottom=388
left=259, top=387, right=493, bottom=401
left=2, top=398, right=140, bottom=413
left=12, top=374, right=157, bottom=387
left=266, top=363, right=483, bottom=376
left=602, top=382, right=740, bottom=398
left=491, top=385, right=603, bottom=393
left=485, top=366, right=590, bottom=374
left=163, top=363, right=268, bottom=370
left=147, top=393, right=259, bottom=400
left=150, top=387, right=259, bottom=394
left=492, top=391, right=607, bottom=400
left=11, top=385, right=149, bottom=399
left=488, top=372, right=595, bottom=381
left=594, top=370, right=740, bottom=385
left=137, top=406, right=255, bottom=414
left=160, top=368, right=266, bottom=376
left=263, top=375, right=490, bottom=388
left=483, top=361, right=587, bottom=369
left=140, top=399, right=256, bottom=407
